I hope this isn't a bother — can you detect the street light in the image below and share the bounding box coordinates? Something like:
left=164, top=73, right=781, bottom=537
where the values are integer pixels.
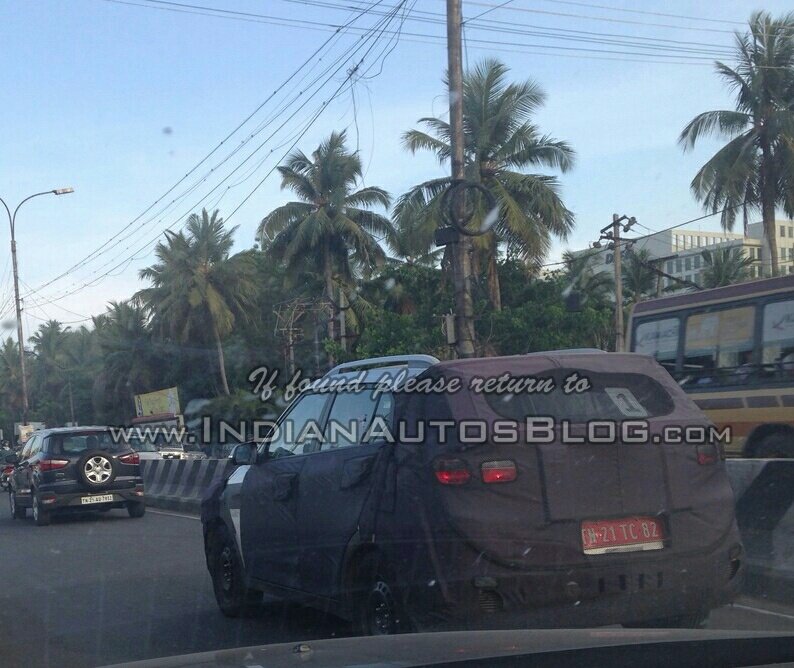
left=0, top=187, right=74, bottom=426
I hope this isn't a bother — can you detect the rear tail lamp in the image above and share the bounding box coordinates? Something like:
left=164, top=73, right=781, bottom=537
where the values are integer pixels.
left=696, top=443, right=718, bottom=466
left=119, top=452, right=140, bottom=465
left=480, top=460, right=517, bottom=484
left=38, top=459, right=69, bottom=472
left=434, top=458, right=471, bottom=485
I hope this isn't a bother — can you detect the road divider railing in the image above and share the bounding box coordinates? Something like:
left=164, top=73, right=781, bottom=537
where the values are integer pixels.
left=141, top=459, right=234, bottom=514
left=725, top=459, right=794, bottom=603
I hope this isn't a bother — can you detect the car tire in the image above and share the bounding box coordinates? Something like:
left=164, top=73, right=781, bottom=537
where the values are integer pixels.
left=209, top=526, right=261, bottom=617
left=32, top=494, right=51, bottom=527
left=127, top=502, right=145, bottom=518
left=355, top=552, right=410, bottom=636
left=753, top=433, right=794, bottom=459
left=76, top=450, right=118, bottom=490
left=9, top=491, right=25, bottom=519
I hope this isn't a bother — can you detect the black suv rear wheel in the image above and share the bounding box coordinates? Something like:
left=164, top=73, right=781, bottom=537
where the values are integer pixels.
left=209, top=526, right=261, bottom=617
left=9, top=491, right=25, bottom=519
left=127, top=501, right=145, bottom=518
left=32, top=494, right=51, bottom=526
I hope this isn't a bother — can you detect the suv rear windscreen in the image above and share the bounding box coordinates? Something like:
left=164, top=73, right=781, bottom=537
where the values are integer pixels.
left=483, top=369, right=675, bottom=421
left=51, top=432, right=125, bottom=455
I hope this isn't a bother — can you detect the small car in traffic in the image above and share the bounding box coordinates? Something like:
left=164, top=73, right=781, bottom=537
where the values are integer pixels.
left=201, top=352, right=744, bottom=633
left=6, top=426, right=145, bottom=525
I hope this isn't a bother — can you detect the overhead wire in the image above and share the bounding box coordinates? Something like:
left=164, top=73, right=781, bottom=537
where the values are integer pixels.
left=30, top=0, right=413, bottom=307
left=28, top=0, right=391, bottom=299
left=27, top=0, right=398, bottom=304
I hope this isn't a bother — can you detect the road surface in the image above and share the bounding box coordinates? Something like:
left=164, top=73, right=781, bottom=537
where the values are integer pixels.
left=1, top=502, right=793, bottom=667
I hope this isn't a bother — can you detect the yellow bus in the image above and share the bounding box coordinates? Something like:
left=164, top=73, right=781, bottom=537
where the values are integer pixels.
left=628, top=273, right=794, bottom=458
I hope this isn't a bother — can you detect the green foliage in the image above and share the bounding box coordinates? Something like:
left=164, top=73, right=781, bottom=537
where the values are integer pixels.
left=136, top=209, right=259, bottom=395
left=396, top=58, right=575, bottom=308
left=699, top=247, right=756, bottom=288
left=680, top=11, right=794, bottom=275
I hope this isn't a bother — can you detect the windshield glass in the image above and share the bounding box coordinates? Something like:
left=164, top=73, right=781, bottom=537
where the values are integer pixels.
left=484, top=369, right=674, bottom=421
left=127, top=438, right=159, bottom=453
left=3, top=1, right=794, bottom=665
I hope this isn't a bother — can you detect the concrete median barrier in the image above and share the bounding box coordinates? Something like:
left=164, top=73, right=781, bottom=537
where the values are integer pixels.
left=141, top=459, right=234, bottom=514
left=726, top=459, right=794, bottom=603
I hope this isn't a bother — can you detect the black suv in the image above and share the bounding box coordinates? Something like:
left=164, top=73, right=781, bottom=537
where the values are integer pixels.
left=6, top=426, right=145, bottom=526
left=202, top=353, right=742, bottom=634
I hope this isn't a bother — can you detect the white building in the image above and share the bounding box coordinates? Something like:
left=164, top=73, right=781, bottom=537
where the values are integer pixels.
left=571, top=220, right=794, bottom=293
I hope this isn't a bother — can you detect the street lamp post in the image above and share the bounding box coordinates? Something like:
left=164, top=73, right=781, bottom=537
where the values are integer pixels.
left=0, top=188, right=74, bottom=425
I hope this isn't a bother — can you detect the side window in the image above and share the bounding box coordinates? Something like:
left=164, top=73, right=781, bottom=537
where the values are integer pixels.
left=683, top=306, right=755, bottom=386
left=321, top=390, right=380, bottom=451
left=762, top=298, right=794, bottom=379
left=632, top=317, right=679, bottom=373
left=267, top=393, right=329, bottom=458
left=23, top=435, right=41, bottom=459
left=19, top=438, right=35, bottom=460
left=368, top=392, right=394, bottom=440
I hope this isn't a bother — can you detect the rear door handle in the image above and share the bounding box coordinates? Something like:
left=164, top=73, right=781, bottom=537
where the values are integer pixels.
left=341, top=455, right=375, bottom=489
left=273, top=472, right=297, bottom=501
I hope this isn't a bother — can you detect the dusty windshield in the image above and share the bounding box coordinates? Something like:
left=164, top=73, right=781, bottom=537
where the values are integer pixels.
left=3, top=1, right=794, bottom=667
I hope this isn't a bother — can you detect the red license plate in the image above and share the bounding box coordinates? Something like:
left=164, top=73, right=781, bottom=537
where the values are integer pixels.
left=581, top=516, right=665, bottom=555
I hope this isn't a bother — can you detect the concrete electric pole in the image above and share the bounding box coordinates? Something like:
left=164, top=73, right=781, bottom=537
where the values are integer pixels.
left=446, top=0, right=475, bottom=358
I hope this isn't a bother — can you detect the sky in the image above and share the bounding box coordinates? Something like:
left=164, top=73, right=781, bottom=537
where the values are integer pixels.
left=0, top=0, right=791, bottom=335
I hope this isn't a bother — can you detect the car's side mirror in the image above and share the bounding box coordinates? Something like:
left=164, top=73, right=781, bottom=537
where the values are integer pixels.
left=4, top=453, right=19, bottom=465
left=230, top=443, right=257, bottom=466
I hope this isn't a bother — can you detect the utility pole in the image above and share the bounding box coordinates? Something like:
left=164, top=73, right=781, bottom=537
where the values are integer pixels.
left=67, top=376, right=76, bottom=425
left=338, top=287, right=347, bottom=353
left=10, top=238, right=29, bottom=423
left=612, top=214, right=624, bottom=353
left=595, top=213, right=636, bottom=353
left=0, top=188, right=73, bottom=425
left=446, top=0, right=475, bottom=358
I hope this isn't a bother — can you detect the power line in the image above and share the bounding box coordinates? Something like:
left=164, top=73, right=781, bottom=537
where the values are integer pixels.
left=28, top=0, right=390, bottom=299
left=534, top=0, right=745, bottom=27
left=450, top=0, right=741, bottom=35
left=102, top=0, right=734, bottom=65
left=464, top=0, right=514, bottom=25
left=30, top=0, right=411, bottom=307
left=279, top=0, right=736, bottom=57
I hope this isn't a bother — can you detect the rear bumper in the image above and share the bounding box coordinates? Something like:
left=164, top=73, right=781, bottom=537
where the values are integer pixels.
left=26, top=484, right=145, bottom=511
left=405, top=538, right=744, bottom=630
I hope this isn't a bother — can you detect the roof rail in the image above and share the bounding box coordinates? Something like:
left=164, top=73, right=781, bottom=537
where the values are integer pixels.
left=324, top=354, right=439, bottom=378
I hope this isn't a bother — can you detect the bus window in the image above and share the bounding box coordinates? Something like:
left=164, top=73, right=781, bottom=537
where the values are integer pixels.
left=762, top=299, right=794, bottom=379
left=633, top=318, right=679, bottom=372
left=683, top=306, right=755, bottom=386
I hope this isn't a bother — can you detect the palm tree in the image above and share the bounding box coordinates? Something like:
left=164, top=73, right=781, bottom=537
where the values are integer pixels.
left=679, top=11, right=794, bottom=276
left=622, top=249, right=657, bottom=304
left=94, top=301, right=156, bottom=399
left=258, top=131, right=393, bottom=345
left=137, top=209, right=258, bottom=395
left=560, top=250, right=614, bottom=307
left=397, top=59, right=575, bottom=310
left=699, top=247, right=755, bottom=288
left=387, top=213, right=443, bottom=267
left=0, top=337, right=24, bottom=419
left=29, top=320, right=71, bottom=424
